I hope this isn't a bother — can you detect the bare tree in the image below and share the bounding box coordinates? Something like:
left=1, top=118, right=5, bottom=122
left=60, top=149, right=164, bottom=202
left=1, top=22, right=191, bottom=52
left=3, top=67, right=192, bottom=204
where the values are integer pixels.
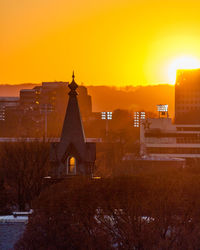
left=0, top=141, right=50, bottom=211
left=15, top=172, right=200, bottom=249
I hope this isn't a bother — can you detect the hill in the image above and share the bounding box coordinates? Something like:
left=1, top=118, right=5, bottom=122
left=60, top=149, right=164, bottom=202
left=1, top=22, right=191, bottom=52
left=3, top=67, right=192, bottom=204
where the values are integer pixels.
left=87, top=84, right=174, bottom=117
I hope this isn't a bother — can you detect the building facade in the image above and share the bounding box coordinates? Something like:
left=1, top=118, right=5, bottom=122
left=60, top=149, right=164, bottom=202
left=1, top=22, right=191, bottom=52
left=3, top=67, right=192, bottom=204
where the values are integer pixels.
left=0, top=97, right=19, bottom=121
left=175, top=69, right=200, bottom=124
left=140, top=117, right=200, bottom=164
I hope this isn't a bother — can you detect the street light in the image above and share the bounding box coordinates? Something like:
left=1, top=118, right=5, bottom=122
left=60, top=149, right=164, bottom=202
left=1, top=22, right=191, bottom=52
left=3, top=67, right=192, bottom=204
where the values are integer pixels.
left=101, top=111, right=112, bottom=137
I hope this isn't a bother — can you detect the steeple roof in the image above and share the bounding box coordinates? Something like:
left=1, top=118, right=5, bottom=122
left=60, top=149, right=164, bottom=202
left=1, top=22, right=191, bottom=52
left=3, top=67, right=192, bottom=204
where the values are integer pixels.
left=68, top=71, right=78, bottom=96
left=57, top=73, right=86, bottom=160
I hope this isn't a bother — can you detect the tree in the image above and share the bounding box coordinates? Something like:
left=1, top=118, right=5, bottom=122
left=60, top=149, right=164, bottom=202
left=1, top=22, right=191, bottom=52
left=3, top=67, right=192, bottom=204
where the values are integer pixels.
left=0, top=178, right=11, bottom=214
left=0, top=141, right=50, bottom=211
left=15, top=173, right=200, bottom=249
left=15, top=178, right=113, bottom=250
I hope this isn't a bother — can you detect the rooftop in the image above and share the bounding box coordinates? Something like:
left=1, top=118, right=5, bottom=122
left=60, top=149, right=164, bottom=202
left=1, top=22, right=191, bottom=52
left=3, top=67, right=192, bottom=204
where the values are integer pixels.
left=0, top=215, right=28, bottom=223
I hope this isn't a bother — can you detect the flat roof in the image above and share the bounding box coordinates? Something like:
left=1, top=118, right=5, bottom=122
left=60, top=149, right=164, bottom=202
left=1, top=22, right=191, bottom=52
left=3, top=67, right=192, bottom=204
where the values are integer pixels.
left=20, top=89, right=35, bottom=92
left=0, top=97, right=19, bottom=102
left=140, top=156, right=185, bottom=162
left=0, top=215, right=28, bottom=223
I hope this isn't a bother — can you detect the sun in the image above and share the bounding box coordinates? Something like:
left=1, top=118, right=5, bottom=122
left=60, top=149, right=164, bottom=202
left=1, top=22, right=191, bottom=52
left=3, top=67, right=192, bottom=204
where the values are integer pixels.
left=168, top=56, right=200, bottom=84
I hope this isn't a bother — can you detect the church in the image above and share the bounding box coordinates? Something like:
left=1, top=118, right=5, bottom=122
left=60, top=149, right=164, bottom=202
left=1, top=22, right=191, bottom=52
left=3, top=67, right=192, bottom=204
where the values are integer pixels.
left=50, top=73, right=96, bottom=178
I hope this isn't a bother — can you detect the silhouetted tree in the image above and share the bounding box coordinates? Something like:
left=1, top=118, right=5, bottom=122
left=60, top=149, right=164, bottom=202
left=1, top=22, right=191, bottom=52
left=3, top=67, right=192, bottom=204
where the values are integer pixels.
left=15, top=172, right=200, bottom=249
left=0, top=141, right=50, bottom=211
left=15, top=178, right=113, bottom=250
left=0, top=178, right=11, bottom=214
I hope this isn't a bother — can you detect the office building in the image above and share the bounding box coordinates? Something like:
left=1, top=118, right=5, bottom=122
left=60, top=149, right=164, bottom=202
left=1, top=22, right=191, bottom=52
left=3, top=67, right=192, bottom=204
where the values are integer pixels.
left=175, top=69, right=200, bottom=124
left=140, top=117, right=200, bottom=166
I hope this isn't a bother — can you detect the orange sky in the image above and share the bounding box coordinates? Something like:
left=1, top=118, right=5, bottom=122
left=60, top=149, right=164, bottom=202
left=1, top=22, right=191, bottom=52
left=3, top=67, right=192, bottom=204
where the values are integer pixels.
left=1, top=0, right=200, bottom=86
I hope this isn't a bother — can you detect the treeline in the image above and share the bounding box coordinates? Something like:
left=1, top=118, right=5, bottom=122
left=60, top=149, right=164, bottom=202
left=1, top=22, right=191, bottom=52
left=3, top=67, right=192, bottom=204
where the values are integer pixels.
left=88, top=84, right=174, bottom=116
left=0, top=139, right=138, bottom=213
left=1, top=141, right=200, bottom=249
left=16, top=172, right=200, bottom=249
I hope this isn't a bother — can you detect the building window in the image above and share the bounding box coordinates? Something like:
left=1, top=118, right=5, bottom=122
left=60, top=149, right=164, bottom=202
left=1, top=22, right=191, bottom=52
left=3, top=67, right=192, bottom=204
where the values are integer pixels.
left=67, top=156, right=76, bottom=175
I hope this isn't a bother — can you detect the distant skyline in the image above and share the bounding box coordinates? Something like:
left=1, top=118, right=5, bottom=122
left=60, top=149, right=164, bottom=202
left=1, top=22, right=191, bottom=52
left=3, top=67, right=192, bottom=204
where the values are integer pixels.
left=1, top=0, right=200, bottom=86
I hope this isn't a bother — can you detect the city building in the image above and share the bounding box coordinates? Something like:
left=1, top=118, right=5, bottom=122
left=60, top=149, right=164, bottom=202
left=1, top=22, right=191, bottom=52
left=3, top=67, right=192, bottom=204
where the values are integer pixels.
left=1, top=81, right=93, bottom=137
left=0, top=97, right=21, bottom=137
left=140, top=117, right=200, bottom=165
left=50, top=73, right=96, bottom=178
left=139, top=68, right=200, bottom=167
left=20, top=89, right=37, bottom=108
left=175, top=69, right=200, bottom=124
left=20, top=81, right=92, bottom=118
left=0, top=97, right=19, bottom=121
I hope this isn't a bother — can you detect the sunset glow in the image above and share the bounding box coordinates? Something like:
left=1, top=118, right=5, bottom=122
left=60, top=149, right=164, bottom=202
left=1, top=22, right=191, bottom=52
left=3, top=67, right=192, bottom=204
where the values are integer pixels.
left=1, top=0, right=200, bottom=86
left=168, top=56, right=200, bottom=84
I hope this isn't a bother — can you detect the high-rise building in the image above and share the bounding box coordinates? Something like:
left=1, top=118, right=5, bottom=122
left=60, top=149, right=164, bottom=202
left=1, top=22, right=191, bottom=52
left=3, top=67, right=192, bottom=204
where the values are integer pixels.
left=175, top=69, right=200, bottom=124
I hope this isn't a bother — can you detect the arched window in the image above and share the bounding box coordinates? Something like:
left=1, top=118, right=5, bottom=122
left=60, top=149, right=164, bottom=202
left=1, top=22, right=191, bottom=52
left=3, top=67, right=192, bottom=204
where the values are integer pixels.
left=67, top=156, right=76, bottom=175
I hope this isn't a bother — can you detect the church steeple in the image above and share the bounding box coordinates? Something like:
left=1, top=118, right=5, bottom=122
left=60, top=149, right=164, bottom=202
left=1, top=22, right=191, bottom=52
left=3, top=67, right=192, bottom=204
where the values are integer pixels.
left=50, top=73, right=96, bottom=177
left=68, top=71, right=78, bottom=96
left=60, top=72, right=85, bottom=147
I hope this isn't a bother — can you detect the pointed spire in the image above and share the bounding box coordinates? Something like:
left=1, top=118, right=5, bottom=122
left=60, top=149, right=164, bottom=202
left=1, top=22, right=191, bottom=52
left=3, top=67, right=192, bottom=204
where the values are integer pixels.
left=68, top=71, right=78, bottom=96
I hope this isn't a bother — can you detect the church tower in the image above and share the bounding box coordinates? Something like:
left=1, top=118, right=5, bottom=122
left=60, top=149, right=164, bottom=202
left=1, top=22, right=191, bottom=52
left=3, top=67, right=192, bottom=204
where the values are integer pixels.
left=50, top=73, right=96, bottom=178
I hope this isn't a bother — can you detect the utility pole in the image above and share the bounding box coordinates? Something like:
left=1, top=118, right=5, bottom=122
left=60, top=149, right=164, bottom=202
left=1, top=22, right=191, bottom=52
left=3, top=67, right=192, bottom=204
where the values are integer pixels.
left=101, top=111, right=112, bottom=138
left=41, top=104, right=53, bottom=142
